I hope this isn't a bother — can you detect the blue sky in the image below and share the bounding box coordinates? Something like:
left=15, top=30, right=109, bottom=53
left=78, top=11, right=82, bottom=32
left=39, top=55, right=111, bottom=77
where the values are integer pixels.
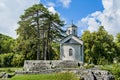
left=41, top=0, right=103, bottom=36
left=56, top=0, right=103, bottom=23
left=0, top=0, right=120, bottom=38
left=41, top=0, right=103, bottom=24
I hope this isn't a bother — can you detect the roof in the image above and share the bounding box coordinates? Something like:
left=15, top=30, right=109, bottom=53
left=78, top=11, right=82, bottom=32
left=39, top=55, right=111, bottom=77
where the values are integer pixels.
left=67, top=24, right=77, bottom=28
left=60, top=35, right=83, bottom=45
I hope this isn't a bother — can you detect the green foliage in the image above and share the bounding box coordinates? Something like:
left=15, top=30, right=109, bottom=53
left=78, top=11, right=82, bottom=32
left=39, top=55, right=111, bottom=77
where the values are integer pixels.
left=12, top=54, right=25, bottom=67
left=82, top=26, right=115, bottom=64
left=116, top=33, right=120, bottom=42
left=16, top=4, right=64, bottom=60
left=0, top=33, right=15, bottom=54
left=0, top=53, right=14, bottom=67
left=114, top=33, right=120, bottom=62
left=0, top=67, right=22, bottom=73
left=97, top=57, right=109, bottom=65
left=101, top=63, right=120, bottom=80
left=51, top=42, right=60, bottom=60
left=10, top=72, right=79, bottom=80
left=1, top=4, right=120, bottom=67
left=84, top=64, right=95, bottom=69
left=0, top=52, right=25, bottom=67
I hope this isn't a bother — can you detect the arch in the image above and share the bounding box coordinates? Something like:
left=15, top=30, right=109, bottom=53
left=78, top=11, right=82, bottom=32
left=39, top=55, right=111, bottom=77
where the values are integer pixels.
left=68, top=30, right=70, bottom=35
left=69, top=48, right=73, bottom=56
left=73, top=29, right=76, bottom=35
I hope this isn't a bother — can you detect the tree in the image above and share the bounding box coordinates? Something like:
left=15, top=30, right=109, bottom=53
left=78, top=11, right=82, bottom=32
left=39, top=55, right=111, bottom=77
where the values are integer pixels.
left=0, top=33, right=15, bottom=54
left=114, top=33, right=120, bottom=62
left=95, top=26, right=115, bottom=64
left=0, top=53, right=14, bottom=67
left=81, top=30, right=93, bottom=63
left=82, top=26, right=115, bottom=64
left=15, top=4, right=64, bottom=60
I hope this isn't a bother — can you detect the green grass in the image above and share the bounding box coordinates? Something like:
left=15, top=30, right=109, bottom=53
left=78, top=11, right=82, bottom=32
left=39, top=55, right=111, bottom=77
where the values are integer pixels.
left=101, top=63, right=120, bottom=80
left=10, top=74, right=56, bottom=80
left=10, top=72, right=80, bottom=80
left=0, top=67, right=22, bottom=73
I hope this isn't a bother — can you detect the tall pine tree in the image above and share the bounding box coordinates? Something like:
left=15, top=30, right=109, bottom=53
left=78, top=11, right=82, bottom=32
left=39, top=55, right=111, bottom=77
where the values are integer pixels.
left=15, top=4, right=64, bottom=60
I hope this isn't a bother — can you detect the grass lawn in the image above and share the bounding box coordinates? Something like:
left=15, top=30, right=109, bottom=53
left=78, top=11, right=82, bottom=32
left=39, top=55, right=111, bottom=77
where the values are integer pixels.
left=10, top=72, right=80, bottom=80
left=0, top=67, right=22, bottom=73
left=0, top=68, right=79, bottom=80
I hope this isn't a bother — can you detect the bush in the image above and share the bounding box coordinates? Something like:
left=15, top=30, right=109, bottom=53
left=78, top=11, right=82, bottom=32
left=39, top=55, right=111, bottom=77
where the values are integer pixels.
left=84, top=64, right=94, bottom=69
left=12, top=54, right=25, bottom=67
left=0, top=67, right=22, bottom=73
left=97, top=57, right=109, bottom=65
left=0, top=53, right=14, bottom=67
left=101, top=63, right=120, bottom=80
left=0, top=53, right=25, bottom=67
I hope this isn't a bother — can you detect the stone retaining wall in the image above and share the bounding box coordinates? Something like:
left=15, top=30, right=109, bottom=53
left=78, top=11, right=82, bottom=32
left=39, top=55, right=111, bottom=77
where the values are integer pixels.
left=18, top=60, right=115, bottom=80
left=23, top=60, right=83, bottom=71
left=15, top=68, right=115, bottom=80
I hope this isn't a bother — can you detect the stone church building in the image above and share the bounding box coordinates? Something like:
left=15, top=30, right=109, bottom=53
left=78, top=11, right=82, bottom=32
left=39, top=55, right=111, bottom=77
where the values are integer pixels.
left=60, top=24, right=84, bottom=63
left=22, top=24, right=84, bottom=73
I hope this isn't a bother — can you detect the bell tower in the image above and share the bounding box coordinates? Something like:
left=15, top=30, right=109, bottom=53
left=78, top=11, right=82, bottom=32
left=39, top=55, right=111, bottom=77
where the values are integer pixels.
left=66, top=24, right=77, bottom=36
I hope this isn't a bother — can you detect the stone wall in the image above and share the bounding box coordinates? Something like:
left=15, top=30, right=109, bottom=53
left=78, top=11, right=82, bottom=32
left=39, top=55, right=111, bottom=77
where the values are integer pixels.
left=61, top=44, right=84, bottom=62
left=23, top=60, right=83, bottom=71
left=19, top=60, right=115, bottom=80
left=15, top=68, right=115, bottom=80
left=78, top=69, right=115, bottom=80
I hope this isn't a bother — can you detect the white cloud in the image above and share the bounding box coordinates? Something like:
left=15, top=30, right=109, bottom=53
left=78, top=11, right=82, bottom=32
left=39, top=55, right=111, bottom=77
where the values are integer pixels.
left=47, top=2, right=55, bottom=7
left=0, top=0, right=39, bottom=38
left=78, top=0, right=120, bottom=36
left=0, top=0, right=59, bottom=38
left=0, top=2, right=6, bottom=9
left=46, top=2, right=58, bottom=14
left=59, top=0, right=71, bottom=8
left=46, top=2, right=56, bottom=14
left=77, top=11, right=101, bottom=34
left=48, top=6, right=57, bottom=14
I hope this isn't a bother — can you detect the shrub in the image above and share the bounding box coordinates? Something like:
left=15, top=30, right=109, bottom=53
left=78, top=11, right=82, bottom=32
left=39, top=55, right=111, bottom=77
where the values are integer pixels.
left=12, top=54, right=25, bottom=67
left=101, top=63, right=120, bottom=80
left=7, top=68, right=12, bottom=73
left=0, top=53, right=14, bottom=67
left=97, top=57, right=109, bottom=65
left=84, top=64, right=95, bottom=69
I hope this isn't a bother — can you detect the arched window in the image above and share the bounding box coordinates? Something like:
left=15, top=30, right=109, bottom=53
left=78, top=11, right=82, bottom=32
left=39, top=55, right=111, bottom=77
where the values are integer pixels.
left=68, top=30, right=70, bottom=35
left=74, top=29, right=76, bottom=35
left=69, top=48, right=73, bottom=56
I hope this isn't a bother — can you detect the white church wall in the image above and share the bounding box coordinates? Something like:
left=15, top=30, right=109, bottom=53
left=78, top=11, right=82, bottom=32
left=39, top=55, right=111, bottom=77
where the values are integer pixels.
left=61, top=44, right=83, bottom=62
left=66, top=27, right=77, bottom=36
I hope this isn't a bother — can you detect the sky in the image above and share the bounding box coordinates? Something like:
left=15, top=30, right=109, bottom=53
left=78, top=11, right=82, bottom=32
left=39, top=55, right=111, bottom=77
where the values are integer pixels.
left=0, top=0, right=120, bottom=38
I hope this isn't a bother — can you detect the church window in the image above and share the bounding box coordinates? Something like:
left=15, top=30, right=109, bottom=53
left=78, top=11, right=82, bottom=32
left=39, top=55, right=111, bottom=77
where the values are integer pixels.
left=69, top=48, right=73, bottom=56
left=68, top=30, right=70, bottom=34
left=74, top=29, right=76, bottom=35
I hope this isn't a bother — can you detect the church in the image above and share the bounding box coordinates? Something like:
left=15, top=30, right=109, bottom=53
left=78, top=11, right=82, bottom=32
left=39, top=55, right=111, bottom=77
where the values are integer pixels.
left=23, top=24, right=84, bottom=72
left=60, top=24, right=84, bottom=63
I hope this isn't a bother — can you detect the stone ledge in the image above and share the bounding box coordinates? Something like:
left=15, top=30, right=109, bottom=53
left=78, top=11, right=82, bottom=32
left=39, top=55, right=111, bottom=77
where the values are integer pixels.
left=23, top=60, right=83, bottom=71
left=15, top=68, right=115, bottom=80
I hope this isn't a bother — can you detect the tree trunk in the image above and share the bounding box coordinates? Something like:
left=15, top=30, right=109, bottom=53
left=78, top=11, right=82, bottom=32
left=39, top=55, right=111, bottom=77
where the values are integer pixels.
left=37, top=11, right=40, bottom=60
left=47, top=21, right=51, bottom=60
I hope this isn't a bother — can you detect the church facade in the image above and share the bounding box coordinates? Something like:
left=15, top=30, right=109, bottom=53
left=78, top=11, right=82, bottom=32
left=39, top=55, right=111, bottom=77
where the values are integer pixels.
left=60, top=24, right=84, bottom=63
